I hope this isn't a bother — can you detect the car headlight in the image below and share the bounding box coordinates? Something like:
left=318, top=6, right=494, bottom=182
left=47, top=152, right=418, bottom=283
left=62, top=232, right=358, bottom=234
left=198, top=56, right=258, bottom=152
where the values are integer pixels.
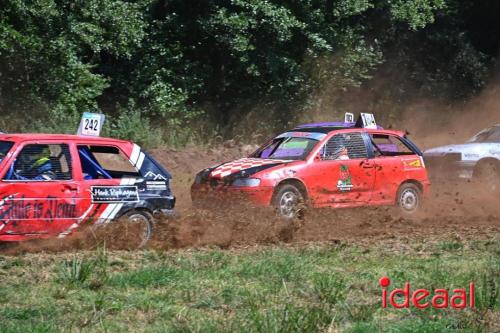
left=232, top=178, right=261, bottom=187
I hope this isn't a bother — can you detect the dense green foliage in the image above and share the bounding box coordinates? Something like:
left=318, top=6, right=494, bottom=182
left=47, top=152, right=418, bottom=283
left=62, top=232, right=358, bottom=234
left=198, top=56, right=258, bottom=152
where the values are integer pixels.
left=0, top=239, right=498, bottom=332
left=0, top=0, right=498, bottom=146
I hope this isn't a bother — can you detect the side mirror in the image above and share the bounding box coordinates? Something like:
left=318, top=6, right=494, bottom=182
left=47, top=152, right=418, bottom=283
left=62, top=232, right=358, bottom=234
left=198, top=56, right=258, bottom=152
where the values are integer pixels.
left=314, top=153, right=321, bottom=162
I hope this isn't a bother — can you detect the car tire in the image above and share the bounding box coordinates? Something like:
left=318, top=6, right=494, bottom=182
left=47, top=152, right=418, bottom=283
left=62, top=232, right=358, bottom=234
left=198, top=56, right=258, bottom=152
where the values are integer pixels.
left=273, top=184, right=306, bottom=220
left=123, top=210, right=154, bottom=248
left=396, top=183, right=421, bottom=215
left=93, top=210, right=154, bottom=250
left=475, top=161, right=500, bottom=193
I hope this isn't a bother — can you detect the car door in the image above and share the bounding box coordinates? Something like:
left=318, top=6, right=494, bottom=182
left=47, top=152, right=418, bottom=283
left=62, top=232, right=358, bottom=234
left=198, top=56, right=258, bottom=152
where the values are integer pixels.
left=0, top=142, right=84, bottom=236
left=304, top=132, right=376, bottom=206
left=368, top=133, right=423, bottom=204
left=74, top=143, right=142, bottom=225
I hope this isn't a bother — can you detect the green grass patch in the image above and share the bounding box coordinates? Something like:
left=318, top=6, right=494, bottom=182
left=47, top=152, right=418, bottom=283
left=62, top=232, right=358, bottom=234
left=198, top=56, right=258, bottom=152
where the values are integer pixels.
left=439, top=241, right=464, bottom=252
left=0, top=238, right=498, bottom=332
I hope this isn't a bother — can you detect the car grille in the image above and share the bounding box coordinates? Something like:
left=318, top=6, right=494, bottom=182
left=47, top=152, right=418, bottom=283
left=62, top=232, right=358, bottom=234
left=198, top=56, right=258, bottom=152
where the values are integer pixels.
left=208, top=176, right=234, bottom=188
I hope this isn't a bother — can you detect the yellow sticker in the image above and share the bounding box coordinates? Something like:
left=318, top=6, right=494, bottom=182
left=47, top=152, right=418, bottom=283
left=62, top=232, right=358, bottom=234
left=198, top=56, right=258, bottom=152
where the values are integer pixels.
left=403, top=158, right=422, bottom=168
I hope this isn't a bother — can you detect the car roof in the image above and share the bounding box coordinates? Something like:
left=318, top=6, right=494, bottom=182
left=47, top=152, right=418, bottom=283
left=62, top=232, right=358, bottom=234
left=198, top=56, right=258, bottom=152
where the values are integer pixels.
left=294, top=122, right=384, bottom=131
left=295, top=122, right=355, bottom=129
left=291, top=126, right=404, bottom=137
left=0, top=133, right=132, bottom=145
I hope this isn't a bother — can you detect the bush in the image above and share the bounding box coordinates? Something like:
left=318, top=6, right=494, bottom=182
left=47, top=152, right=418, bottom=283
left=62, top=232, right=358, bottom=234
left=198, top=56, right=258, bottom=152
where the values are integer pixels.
left=107, top=107, right=164, bottom=148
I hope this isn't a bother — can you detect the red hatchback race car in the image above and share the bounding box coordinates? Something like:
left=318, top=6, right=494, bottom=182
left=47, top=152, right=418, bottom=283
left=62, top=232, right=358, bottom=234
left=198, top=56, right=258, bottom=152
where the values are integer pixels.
left=0, top=134, right=175, bottom=246
left=192, top=121, right=430, bottom=219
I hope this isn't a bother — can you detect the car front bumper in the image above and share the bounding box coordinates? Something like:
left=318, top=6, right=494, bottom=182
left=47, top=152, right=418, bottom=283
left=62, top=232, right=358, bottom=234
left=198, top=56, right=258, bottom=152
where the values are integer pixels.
left=149, top=195, right=176, bottom=217
left=191, top=183, right=275, bottom=207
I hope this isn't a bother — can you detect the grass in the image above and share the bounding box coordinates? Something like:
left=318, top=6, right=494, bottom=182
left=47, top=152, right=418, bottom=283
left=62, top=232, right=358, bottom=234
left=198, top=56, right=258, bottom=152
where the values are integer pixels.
left=0, top=238, right=498, bottom=332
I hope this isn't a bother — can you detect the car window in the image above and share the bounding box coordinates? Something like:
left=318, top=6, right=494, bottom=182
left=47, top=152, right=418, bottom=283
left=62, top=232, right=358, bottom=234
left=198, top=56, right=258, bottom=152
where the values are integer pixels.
left=253, top=137, right=319, bottom=160
left=370, top=134, right=414, bottom=156
left=483, top=127, right=500, bottom=143
left=0, top=141, right=14, bottom=163
left=469, top=128, right=490, bottom=143
left=4, top=144, right=72, bottom=181
left=78, top=145, right=139, bottom=180
left=468, top=127, right=500, bottom=143
left=321, top=133, right=368, bottom=160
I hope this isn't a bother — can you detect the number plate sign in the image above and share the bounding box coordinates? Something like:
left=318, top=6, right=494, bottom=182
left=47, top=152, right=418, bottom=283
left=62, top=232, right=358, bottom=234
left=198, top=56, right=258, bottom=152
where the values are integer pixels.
left=77, top=112, right=105, bottom=137
left=356, top=113, right=377, bottom=129
left=344, top=112, right=355, bottom=123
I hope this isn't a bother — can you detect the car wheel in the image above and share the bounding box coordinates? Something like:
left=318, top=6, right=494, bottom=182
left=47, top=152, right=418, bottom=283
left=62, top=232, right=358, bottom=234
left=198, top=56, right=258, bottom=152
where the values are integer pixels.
left=397, top=183, right=421, bottom=215
left=93, top=210, right=154, bottom=250
left=475, top=161, right=500, bottom=193
left=125, top=211, right=154, bottom=248
left=273, top=184, right=306, bottom=220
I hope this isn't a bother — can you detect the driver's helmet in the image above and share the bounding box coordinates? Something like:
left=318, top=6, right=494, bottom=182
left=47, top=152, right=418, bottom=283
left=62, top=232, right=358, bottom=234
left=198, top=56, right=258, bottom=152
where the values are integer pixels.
left=331, top=135, right=349, bottom=160
left=18, top=145, right=51, bottom=171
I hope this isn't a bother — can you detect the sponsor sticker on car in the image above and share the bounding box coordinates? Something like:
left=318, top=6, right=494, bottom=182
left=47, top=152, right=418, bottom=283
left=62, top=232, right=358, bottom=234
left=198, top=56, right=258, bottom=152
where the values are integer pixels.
left=402, top=157, right=424, bottom=170
left=91, top=186, right=140, bottom=203
left=146, top=181, right=168, bottom=191
left=337, top=165, right=354, bottom=191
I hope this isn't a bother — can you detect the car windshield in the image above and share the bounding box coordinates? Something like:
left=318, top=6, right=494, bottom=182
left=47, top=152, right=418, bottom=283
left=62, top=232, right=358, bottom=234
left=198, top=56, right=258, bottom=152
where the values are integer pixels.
left=469, top=126, right=500, bottom=143
left=252, top=137, right=319, bottom=160
left=0, top=141, right=13, bottom=163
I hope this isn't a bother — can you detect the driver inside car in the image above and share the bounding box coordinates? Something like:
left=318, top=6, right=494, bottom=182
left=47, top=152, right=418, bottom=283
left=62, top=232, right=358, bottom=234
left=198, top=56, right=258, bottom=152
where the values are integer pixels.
left=322, top=135, right=350, bottom=160
left=13, top=146, right=56, bottom=181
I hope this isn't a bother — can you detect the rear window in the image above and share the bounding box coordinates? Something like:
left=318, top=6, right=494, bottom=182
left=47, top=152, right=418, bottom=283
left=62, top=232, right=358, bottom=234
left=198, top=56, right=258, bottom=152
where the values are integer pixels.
left=371, top=134, right=415, bottom=156
left=0, top=141, right=13, bottom=163
left=78, top=145, right=139, bottom=180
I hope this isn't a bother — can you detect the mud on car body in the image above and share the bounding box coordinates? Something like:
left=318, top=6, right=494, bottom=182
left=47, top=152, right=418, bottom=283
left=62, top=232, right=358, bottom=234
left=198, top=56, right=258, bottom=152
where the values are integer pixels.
left=0, top=134, right=175, bottom=245
left=424, top=125, right=500, bottom=192
left=192, top=122, right=430, bottom=219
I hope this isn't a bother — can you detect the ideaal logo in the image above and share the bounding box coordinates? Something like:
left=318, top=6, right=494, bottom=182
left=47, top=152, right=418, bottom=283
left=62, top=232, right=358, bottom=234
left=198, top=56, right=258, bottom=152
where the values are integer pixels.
left=380, top=277, right=475, bottom=309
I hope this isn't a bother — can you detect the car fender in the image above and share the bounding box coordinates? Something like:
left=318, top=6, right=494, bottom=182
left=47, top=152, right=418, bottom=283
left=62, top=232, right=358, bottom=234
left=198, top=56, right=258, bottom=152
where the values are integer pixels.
left=273, top=178, right=309, bottom=201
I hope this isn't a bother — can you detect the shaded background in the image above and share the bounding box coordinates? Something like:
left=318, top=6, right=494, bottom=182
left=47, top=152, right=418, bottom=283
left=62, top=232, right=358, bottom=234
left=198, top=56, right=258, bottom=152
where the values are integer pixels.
left=1, top=0, right=500, bottom=147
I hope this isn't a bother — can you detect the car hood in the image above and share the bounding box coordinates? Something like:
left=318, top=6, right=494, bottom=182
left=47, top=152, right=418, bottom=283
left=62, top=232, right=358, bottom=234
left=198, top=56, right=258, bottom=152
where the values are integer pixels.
left=424, top=144, right=472, bottom=156
left=209, top=158, right=294, bottom=179
left=424, top=142, right=500, bottom=159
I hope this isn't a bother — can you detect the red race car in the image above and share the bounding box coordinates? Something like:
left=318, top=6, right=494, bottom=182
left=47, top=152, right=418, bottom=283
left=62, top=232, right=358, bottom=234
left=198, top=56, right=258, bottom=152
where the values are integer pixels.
left=192, top=120, right=430, bottom=219
left=0, top=134, right=175, bottom=246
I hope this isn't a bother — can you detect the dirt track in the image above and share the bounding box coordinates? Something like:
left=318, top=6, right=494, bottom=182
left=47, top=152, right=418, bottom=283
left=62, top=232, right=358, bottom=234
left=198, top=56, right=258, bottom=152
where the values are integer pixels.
left=154, top=146, right=500, bottom=250
left=1, top=145, right=499, bottom=255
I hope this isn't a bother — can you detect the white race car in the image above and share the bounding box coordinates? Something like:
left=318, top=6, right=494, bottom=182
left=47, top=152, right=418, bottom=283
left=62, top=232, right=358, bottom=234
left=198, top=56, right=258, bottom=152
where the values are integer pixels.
left=424, top=125, right=500, bottom=192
